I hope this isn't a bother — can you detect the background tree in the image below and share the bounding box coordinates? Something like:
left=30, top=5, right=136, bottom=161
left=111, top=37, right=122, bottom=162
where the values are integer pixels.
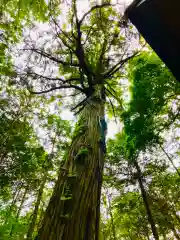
left=102, top=51, right=180, bottom=240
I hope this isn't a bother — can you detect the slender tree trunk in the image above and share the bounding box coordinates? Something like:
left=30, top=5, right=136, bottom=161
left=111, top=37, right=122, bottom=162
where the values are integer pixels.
left=16, top=186, right=28, bottom=219
left=36, top=98, right=105, bottom=239
left=37, top=205, right=45, bottom=230
left=134, top=160, right=159, bottom=240
left=107, top=192, right=116, bottom=240
left=4, top=181, right=22, bottom=224
left=27, top=174, right=47, bottom=239
left=160, top=145, right=180, bottom=177
left=10, top=186, right=28, bottom=236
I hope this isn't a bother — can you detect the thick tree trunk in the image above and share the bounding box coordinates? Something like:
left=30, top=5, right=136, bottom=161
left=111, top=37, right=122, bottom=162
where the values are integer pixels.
left=36, top=98, right=105, bottom=240
left=27, top=174, right=47, bottom=239
left=134, top=161, right=159, bottom=240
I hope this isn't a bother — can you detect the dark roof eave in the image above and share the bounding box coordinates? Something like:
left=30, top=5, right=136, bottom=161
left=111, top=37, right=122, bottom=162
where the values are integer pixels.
left=125, top=0, right=180, bottom=83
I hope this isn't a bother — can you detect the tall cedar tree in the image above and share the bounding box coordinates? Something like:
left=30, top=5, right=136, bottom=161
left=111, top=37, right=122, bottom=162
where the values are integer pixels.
left=18, top=1, right=140, bottom=239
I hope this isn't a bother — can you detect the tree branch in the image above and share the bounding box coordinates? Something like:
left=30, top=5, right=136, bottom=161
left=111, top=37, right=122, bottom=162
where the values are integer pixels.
left=160, top=145, right=180, bottom=177
left=159, top=108, right=180, bottom=132
left=82, top=23, right=96, bottom=45
left=79, top=3, right=113, bottom=25
left=51, top=17, right=76, bottom=52
left=104, top=43, right=147, bottom=78
left=71, top=96, right=89, bottom=111
left=98, top=38, right=108, bottom=71
left=72, top=0, right=95, bottom=86
left=74, top=104, right=86, bottom=115
left=105, top=86, right=121, bottom=103
left=107, top=95, right=117, bottom=123
left=26, top=72, right=81, bottom=84
left=29, top=84, right=85, bottom=95
left=104, top=52, right=138, bottom=78
left=24, top=48, right=79, bottom=67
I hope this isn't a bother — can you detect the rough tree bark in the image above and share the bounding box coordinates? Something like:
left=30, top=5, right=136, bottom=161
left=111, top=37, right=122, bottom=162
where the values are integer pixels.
left=36, top=95, right=105, bottom=240
left=134, top=160, right=159, bottom=240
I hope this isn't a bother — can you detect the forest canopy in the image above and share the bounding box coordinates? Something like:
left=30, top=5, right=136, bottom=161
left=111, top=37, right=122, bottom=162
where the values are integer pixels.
left=0, top=0, right=180, bottom=239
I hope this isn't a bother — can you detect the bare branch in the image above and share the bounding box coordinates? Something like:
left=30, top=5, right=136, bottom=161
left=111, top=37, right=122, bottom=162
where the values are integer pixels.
left=71, top=93, right=94, bottom=114
left=52, top=18, right=76, bottom=52
left=105, top=42, right=147, bottom=78
left=107, top=95, right=117, bottom=123
left=105, top=80, right=119, bottom=95
left=104, top=52, right=138, bottom=78
left=52, top=19, right=75, bottom=53
left=53, top=18, right=74, bottom=43
left=98, top=38, right=108, bottom=71
left=72, top=0, right=94, bottom=85
left=82, top=23, right=96, bottom=45
left=74, top=105, right=86, bottom=115
left=26, top=72, right=81, bottom=84
left=29, top=84, right=85, bottom=95
left=105, top=87, right=118, bottom=101
left=79, top=3, right=113, bottom=25
left=159, top=108, right=180, bottom=132
left=71, top=96, right=89, bottom=111
left=29, top=86, right=69, bottom=94
left=23, top=48, right=79, bottom=67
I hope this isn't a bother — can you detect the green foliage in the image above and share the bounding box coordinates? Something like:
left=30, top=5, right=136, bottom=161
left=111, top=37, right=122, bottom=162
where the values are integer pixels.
left=75, top=147, right=89, bottom=171
left=0, top=208, right=29, bottom=239
left=102, top=51, right=180, bottom=239
left=0, top=114, right=44, bottom=193
left=112, top=192, right=148, bottom=239
left=0, top=71, right=71, bottom=238
left=77, top=147, right=89, bottom=156
left=72, top=117, right=87, bottom=139
left=121, top=52, right=180, bottom=160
